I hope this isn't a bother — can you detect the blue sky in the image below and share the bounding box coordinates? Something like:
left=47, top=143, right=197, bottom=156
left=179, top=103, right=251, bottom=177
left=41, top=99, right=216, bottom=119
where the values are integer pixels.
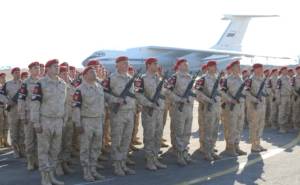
left=0, top=0, right=299, bottom=68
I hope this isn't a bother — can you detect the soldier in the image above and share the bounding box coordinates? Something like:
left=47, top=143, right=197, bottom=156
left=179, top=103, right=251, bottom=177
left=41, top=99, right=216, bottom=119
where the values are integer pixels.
left=276, top=66, right=292, bottom=133
left=69, top=66, right=76, bottom=81
left=195, top=61, right=221, bottom=161
left=129, top=65, right=142, bottom=151
left=56, top=65, right=75, bottom=175
left=17, top=61, right=40, bottom=170
left=21, top=72, right=29, bottom=81
left=72, top=66, right=105, bottom=181
left=198, top=63, right=207, bottom=153
left=0, top=73, right=8, bottom=147
left=30, top=59, right=67, bottom=185
left=292, top=66, right=300, bottom=129
left=220, top=60, right=247, bottom=156
left=268, top=69, right=279, bottom=129
left=288, top=68, right=295, bottom=129
left=245, top=63, right=268, bottom=152
left=165, top=58, right=194, bottom=166
left=0, top=67, right=24, bottom=157
left=263, top=69, right=272, bottom=128
left=102, top=56, right=136, bottom=176
left=39, top=63, right=45, bottom=77
left=135, top=57, right=167, bottom=171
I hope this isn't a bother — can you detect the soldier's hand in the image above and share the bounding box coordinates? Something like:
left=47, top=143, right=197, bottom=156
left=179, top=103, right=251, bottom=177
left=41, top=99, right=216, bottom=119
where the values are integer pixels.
left=117, top=98, right=125, bottom=105
left=76, top=126, right=84, bottom=134
left=35, top=126, right=43, bottom=134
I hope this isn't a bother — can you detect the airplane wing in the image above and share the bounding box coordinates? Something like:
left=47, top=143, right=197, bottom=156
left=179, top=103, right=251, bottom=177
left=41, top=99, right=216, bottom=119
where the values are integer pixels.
left=146, top=46, right=292, bottom=60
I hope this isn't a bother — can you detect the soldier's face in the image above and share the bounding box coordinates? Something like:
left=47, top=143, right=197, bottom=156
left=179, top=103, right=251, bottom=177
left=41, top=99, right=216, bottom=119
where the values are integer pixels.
left=88, top=69, right=97, bottom=81
left=208, top=65, right=217, bottom=73
left=297, top=69, right=300, bottom=75
left=179, top=62, right=189, bottom=72
left=149, top=62, right=158, bottom=73
left=255, top=67, right=263, bottom=76
left=232, top=64, right=240, bottom=73
left=117, top=61, right=129, bottom=73
left=48, top=64, right=59, bottom=76
left=13, top=71, right=21, bottom=79
left=30, top=65, right=40, bottom=77
left=281, top=69, right=288, bottom=75
left=0, top=77, right=5, bottom=84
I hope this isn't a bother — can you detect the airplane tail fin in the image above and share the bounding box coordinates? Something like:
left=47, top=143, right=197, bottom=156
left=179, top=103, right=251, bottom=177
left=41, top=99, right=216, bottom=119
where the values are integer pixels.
left=211, top=14, right=278, bottom=51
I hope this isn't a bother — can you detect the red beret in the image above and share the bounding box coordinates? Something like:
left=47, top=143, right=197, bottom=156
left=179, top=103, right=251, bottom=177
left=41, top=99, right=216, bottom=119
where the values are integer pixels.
left=296, top=66, right=300, bottom=70
left=174, top=58, right=187, bottom=71
left=60, top=62, right=69, bottom=67
left=226, top=63, right=232, bottom=70
left=271, top=69, right=278, bottom=73
left=264, top=69, right=270, bottom=74
left=207, top=60, right=217, bottom=67
left=288, top=68, right=294, bottom=73
left=45, top=59, right=59, bottom=68
left=28, top=61, right=40, bottom=69
left=39, top=63, right=45, bottom=67
left=128, top=65, right=134, bottom=72
left=87, top=60, right=100, bottom=66
left=280, top=66, right=287, bottom=72
left=116, top=56, right=128, bottom=63
left=0, top=73, right=6, bottom=77
left=11, top=67, right=21, bottom=74
left=59, top=66, right=68, bottom=73
left=69, top=66, right=76, bottom=70
left=231, top=60, right=240, bottom=67
left=252, top=63, right=263, bottom=70
left=21, top=72, right=28, bottom=78
left=145, top=57, right=157, bottom=65
left=82, top=66, right=95, bottom=75
left=242, top=69, right=248, bottom=75
left=201, top=64, right=207, bottom=71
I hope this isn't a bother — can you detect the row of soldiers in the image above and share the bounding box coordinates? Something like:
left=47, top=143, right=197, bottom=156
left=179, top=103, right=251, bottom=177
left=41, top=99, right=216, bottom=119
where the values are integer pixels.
left=0, top=57, right=299, bottom=185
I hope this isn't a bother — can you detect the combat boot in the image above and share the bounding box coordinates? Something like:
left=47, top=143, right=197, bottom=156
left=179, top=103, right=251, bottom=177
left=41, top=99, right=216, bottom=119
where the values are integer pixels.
left=90, top=167, right=105, bottom=180
left=62, top=162, right=74, bottom=174
left=183, top=150, right=193, bottom=163
left=121, top=160, right=136, bottom=175
left=96, top=162, right=105, bottom=169
left=154, top=156, right=167, bottom=169
left=251, top=142, right=262, bottom=153
left=113, top=161, right=125, bottom=176
left=27, top=156, right=35, bottom=171
left=83, top=167, right=95, bottom=182
left=145, top=156, right=157, bottom=171
left=177, top=151, right=187, bottom=166
left=235, top=144, right=247, bottom=156
left=225, top=144, right=238, bottom=157
left=49, top=171, right=64, bottom=185
left=126, top=158, right=136, bottom=166
left=212, top=153, right=221, bottom=160
left=41, top=171, right=52, bottom=185
left=257, top=140, right=267, bottom=152
left=55, top=164, right=64, bottom=176
left=13, top=146, right=21, bottom=158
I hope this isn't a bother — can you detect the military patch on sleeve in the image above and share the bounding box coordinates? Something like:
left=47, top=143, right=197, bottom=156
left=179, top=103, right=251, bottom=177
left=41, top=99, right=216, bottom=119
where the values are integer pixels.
left=18, top=83, right=28, bottom=100
left=0, top=83, right=7, bottom=95
left=72, top=90, right=82, bottom=108
left=276, top=79, right=282, bottom=89
left=266, top=79, right=272, bottom=88
left=194, top=77, right=205, bottom=91
left=31, top=82, right=42, bottom=102
left=220, top=78, right=228, bottom=92
left=291, top=76, right=296, bottom=87
left=101, top=78, right=111, bottom=93
left=164, top=75, right=177, bottom=91
left=71, top=79, right=82, bottom=88
left=134, top=77, right=144, bottom=93
left=245, top=79, right=252, bottom=91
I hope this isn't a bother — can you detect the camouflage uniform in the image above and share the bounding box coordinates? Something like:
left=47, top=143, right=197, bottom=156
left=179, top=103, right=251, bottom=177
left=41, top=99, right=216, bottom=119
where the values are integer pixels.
left=268, top=75, right=279, bottom=128
left=245, top=75, right=267, bottom=151
left=276, top=75, right=292, bottom=132
left=195, top=73, right=220, bottom=160
left=166, top=72, right=194, bottom=165
left=220, top=74, right=246, bottom=156
left=0, top=83, right=8, bottom=147
left=135, top=72, right=167, bottom=170
left=72, top=80, right=105, bottom=181
left=57, top=80, right=75, bottom=174
left=0, top=79, right=23, bottom=156
left=30, top=75, right=67, bottom=184
left=17, top=76, right=39, bottom=168
left=291, top=74, right=300, bottom=129
left=102, top=72, right=136, bottom=176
